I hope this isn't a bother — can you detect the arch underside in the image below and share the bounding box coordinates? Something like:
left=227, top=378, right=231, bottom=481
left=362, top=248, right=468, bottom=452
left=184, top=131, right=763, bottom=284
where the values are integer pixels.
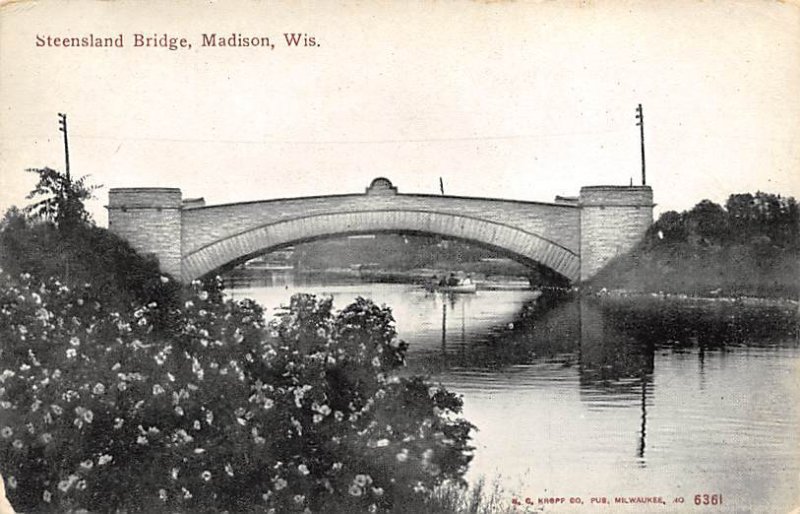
left=181, top=210, right=580, bottom=282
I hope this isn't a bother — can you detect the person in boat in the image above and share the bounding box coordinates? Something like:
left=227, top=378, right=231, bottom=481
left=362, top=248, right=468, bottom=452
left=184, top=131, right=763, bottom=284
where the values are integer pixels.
left=446, top=273, right=459, bottom=287
left=461, top=274, right=473, bottom=286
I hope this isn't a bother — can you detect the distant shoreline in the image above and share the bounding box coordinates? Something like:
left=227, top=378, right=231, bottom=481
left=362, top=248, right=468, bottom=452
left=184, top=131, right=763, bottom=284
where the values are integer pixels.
left=582, top=288, right=800, bottom=309
left=223, top=267, right=534, bottom=290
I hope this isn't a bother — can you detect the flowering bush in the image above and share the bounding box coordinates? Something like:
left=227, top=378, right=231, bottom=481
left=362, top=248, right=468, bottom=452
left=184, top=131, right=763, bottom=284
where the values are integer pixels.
left=0, top=271, right=473, bottom=512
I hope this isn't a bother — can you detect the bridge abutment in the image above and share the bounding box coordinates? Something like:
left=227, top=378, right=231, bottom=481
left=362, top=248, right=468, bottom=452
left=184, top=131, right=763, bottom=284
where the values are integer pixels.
left=107, top=188, right=184, bottom=278
left=579, top=186, right=653, bottom=281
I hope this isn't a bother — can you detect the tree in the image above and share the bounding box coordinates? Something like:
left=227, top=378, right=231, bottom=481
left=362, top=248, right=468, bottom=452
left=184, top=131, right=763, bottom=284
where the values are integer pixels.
left=23, top=167, right=99, bottom=230
left=684, top=199, right=728, bottom=243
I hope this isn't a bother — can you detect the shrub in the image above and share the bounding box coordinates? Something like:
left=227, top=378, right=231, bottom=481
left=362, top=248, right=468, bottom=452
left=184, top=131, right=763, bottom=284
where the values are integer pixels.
left=0, top=212, right=181, bottom=324
left=0, top=272, right=474, bottom=513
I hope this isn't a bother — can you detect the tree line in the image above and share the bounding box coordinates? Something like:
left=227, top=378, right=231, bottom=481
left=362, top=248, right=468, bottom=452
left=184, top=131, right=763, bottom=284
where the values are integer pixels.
left=647, top=192, right=799, bottom=250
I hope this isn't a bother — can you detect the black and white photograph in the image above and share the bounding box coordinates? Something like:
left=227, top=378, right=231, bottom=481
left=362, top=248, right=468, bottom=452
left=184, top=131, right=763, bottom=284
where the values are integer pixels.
left=1, top=1, right=798, bottom=512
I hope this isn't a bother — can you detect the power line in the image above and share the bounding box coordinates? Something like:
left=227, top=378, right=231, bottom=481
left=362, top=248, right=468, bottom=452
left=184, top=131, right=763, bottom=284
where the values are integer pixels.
left=62, top=127, right=628, bottom=146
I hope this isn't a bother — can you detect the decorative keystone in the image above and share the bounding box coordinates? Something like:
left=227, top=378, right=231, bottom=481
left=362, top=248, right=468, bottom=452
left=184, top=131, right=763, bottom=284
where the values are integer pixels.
left=365, top=177, right=398, bottom=195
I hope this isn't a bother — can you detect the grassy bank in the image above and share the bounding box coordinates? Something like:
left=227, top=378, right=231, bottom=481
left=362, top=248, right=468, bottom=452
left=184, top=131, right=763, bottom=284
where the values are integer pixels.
left=588, top=193, right=799, bottom=299
left=589, top=243, right=799, bottom=299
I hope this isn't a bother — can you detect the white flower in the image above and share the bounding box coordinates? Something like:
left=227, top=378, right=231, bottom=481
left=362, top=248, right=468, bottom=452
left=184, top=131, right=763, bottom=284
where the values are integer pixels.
left=1, top=427, right=12, bottom=438
left=66, top=348, right=77, bottom=359
left=298, top=464, right=310, bottom=475
left=113, top=418, right=124, bottom=430
left=80, top=459, right=94, bottom=470
left=158, top=488, right=168, bottom=501
left=273, top=477, right=288, bottom=491
left=293, top=494, right=305, bottom=504
left=201, top=470, right=212, bottom=481
left=375, top=438, right=389, bottom=448
left=69, top=336, right=80, bottom=347
left=225, top=463, right=234, bottom=477
left=354, top=474, right=372, bottom=487
left=182, top=487, right=192, bottom=499
left=170, top=468, right=179, bottom=480
left=92, top=383, right=105, bottom=395
left=43, top=490, right=52, bottom=503
left=160, top=276, right=170, bottom=283
left=396, top=451, right=408, bottom=463
left=153, top=384, right=165, bottom=395
left=98, top=454, right=113, bottom=465
left=348, top=484, right=363, bottom=496
left=137, top=435, right=148, bottom=445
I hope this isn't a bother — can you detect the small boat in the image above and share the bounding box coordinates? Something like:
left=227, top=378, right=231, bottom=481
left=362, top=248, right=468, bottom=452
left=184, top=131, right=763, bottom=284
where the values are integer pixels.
left=424, top=281, right=477, bottom=294
left=435, top=283, right=477, bottom=294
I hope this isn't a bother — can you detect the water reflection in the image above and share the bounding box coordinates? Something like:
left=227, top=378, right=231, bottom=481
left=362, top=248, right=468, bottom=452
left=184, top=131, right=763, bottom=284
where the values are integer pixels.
left=229, top=278, right=800, bottom=511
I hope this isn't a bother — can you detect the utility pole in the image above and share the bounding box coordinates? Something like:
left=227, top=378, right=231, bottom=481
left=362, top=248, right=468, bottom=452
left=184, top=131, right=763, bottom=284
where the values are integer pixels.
left=58, top=113, right=70, bottom=180
left=635, top=104, right=646, bottom=185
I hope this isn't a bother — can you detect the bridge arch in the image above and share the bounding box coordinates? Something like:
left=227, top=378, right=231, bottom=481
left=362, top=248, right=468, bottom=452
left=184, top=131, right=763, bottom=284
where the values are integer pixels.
left=181, top=209, right=581, bottom=282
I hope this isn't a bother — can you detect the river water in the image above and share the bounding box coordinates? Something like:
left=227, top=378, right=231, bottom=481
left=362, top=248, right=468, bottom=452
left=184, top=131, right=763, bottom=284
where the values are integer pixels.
left=228, top=276, right=800, bottom=512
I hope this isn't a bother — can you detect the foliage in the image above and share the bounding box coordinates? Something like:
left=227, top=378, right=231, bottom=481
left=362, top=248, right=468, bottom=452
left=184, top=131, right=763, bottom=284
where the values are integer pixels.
left=0, top=272, right=474, bottom=513
left=593, top=192, right=799, bottom=298
left=646, top=192, right=799, bottom=250
left=23, top=167, right=100, bottom=231
left=0, top=209, right=181, bottom=327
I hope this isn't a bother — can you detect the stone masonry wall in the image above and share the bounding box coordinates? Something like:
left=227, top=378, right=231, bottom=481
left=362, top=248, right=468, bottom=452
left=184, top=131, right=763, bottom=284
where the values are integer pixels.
left=579, top=186, right=653, bottom=281
left=107, top=188, right=183, bottom=278
left=181, top=194, right=580, bottom=257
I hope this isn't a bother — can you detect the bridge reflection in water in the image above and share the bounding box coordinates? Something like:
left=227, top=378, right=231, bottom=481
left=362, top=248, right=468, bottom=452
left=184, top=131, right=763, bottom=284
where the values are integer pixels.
left=431, top=294, right=655, bottom=464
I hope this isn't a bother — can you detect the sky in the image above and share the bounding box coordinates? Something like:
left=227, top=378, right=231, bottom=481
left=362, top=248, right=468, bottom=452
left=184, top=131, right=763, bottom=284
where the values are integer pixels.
left=1, top=0, right=799, bottom=226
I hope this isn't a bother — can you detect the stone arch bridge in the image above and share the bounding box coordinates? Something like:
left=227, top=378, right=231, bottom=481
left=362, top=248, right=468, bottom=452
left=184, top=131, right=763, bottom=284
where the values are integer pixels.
left=108, top=178, right=653, bottom=283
